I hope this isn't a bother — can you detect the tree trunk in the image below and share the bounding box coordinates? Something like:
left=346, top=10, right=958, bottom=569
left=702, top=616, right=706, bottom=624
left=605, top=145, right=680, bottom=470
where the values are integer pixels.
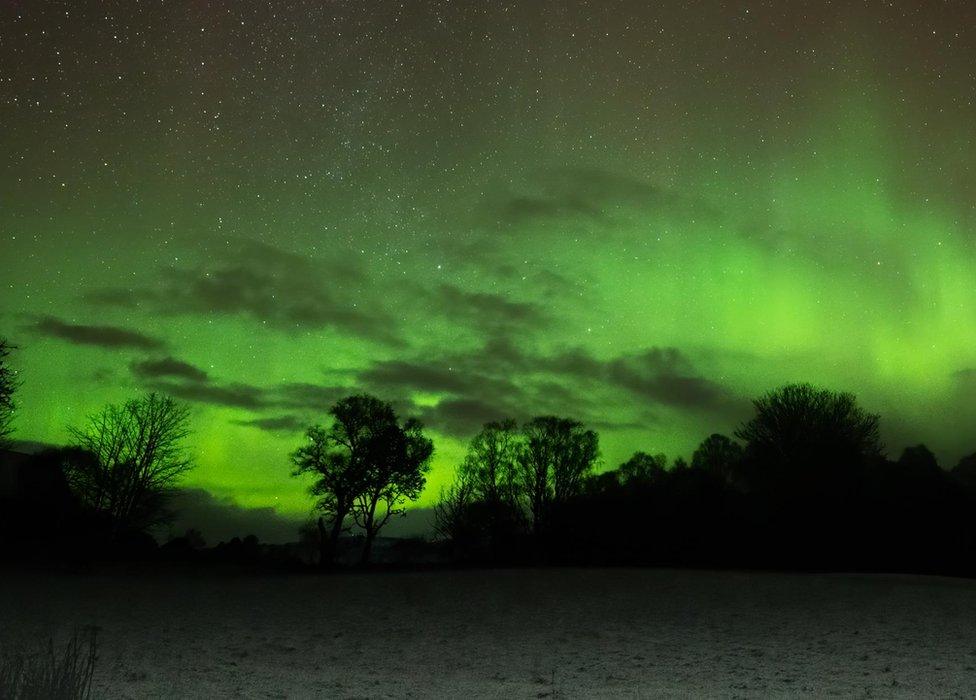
left=532, top=494, right=543, bottom=539
left=360, top=509, right=376, bottom=566
left=531, top=496, right=545, bottom=563
left=317, top=517, right=332, bottom=568
left=360, top=530, right=376, bottom=566
left=488, top=500, right=504, bottom=563
left=328, top=513, right=348, bottom=568
left=316, top=515, right=348, bottom=569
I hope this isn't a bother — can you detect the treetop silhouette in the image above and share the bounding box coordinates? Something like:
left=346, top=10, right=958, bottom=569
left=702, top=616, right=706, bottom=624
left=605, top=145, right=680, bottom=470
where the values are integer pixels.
left=0, top=338, right=17, bottom=449
left=292, top=394, right=433, bottom=565
left=734, top=383, right=882, bottom=494
left=63, top=392, right=193, bottom=537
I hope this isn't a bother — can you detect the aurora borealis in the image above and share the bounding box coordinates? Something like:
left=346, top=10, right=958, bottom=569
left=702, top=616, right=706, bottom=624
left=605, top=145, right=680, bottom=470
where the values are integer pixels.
left=1, top=1, right=974, bottom=528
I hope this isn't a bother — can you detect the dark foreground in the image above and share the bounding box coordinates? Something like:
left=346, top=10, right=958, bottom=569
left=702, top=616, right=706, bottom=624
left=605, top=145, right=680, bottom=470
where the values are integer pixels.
left=2, top=567, right=976, bottom=698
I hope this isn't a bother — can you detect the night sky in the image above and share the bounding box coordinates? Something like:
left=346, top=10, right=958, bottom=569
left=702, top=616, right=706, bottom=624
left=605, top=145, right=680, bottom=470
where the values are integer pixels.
left=2, top=1, right=974, bottom=520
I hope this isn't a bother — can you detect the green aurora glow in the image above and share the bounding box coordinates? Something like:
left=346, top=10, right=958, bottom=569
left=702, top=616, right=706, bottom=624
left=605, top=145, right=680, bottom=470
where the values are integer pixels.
left=1, top=2, right=974, bottom=520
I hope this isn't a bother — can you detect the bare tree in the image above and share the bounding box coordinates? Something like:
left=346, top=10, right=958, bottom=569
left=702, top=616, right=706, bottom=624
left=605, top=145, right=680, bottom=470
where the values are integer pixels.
left=432, top=474, right=475, bottom=543
left=517, top=416, right=599, bottom=538
left=0, top=338, right=17, bottom=449
left=65, top=393, right=192, bottom=535
left=458, top=419, right=523, bottom=541
left=291, top=424, right=367, bottom=568
left=460, top=420, right=520, bottom=503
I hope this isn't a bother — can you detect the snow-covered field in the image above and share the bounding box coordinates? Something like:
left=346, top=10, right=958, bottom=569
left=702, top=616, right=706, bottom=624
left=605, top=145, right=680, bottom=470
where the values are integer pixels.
left=3, top=566, right=976, bottom=698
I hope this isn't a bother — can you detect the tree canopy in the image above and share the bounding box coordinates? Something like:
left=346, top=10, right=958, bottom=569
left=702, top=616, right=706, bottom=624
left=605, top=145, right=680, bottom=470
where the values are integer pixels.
left=291, top=424, right=366, bottom=567
left=518, top=416, right=599, bottom=537
left=735, top=383, right=882, bottom=492
left=293, top=394, right=433, bottom=565
left=618, top=451, right=668, bottom=485
left=691, top=434, right=743, bottom=487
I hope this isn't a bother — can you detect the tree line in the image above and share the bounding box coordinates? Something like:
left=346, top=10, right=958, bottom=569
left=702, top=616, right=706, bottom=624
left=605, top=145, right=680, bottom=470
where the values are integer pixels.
left=429, top=384, right=976, bottom=573
left=3, top=336, right=976, bottom=573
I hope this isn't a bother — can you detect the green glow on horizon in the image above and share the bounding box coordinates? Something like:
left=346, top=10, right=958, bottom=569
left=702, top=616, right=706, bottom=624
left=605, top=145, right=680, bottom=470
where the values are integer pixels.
left=2, top=3, right=974, bottom=523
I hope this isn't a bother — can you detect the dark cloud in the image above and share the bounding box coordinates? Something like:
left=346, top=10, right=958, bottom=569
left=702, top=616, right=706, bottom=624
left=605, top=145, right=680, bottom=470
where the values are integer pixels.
left=604, top=349, right=733, bottom=411
left=165, top=488, right=304, bottom=545
left=953, top=368, right=976, bottom=383
left=500, top=193, right=608, bottom=225
left=413, top=387, right=635, bottom=439
left=86, top=239, right=404, bottom=346
left=129, top=355, right=347, bottom=418
left=485, top=167, right=715, bottom=229
left=360, top=360, right=495, bottom=396
left=31, top=316, right=164, bottom=350
left=536, top=345, right=740, bottom=414
left=354, top=338, right=742, bottom=438
left=128, top=352, right=269, bottom=410
left=274, top=382, right=348, bottom=411
left=130, top=343, right=524, bottom=438
left=355, top=348, right=542, bottom=438
left=234, top=415, right=309, bottom=434
left=139, top=378, right=343, bottom=414
left=84, top=287, right=151, bottom=307
left=119, top=328, right=739, bottom=443
left=431, top=283, right=549, bottom=330
left=432, top=168, right=723, bottom=287
left=131, top=357, right=209, bottom=382
left=148, top=379, right=269, bottom=410
left=417, top=397, right=522, bottom=439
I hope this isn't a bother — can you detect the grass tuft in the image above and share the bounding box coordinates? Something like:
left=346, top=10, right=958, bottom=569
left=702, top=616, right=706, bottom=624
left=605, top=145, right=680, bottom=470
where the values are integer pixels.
left=0, top=627, right=98, bottom=700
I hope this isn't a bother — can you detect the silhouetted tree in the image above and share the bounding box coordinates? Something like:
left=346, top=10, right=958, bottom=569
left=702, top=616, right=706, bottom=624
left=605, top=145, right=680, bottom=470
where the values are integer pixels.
left=433, top=475, right=475, bottom=544
left=64, top=393, right=192, bottom=537
left=160, top=528, right=207, bottom=560
left=691, top=434, right=743, bottom=486
left=733, top=384, right=882, bottom=566
left=184, top=527, right=206, bottom=549
left=333, top=395, right=433, bottom=564
left=951, top=452, right=976, bottom=493
left=863, top=443, right=972, bottom=573
left=458, top=419, right=523, bottom=548
left=618, top=451, right=667, bottom=485
left=517, top=416, right=599, bottom=538
left=291, top=423, right=367, bottom=568
left=582, top=469, right=623, bottom=496
left=896, top=444, right=941, bottom=479
left=460, top=420, right=520, bottom=507
left=213, top=534, right=261, bottom=563
left=735, top=383, right=882, bottom=493
left=0, top=338, right=17, bottom=448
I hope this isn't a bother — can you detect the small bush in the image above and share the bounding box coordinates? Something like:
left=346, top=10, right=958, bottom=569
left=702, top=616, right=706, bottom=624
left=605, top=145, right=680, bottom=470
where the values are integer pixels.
left=0, top=628, right=97, bottom=700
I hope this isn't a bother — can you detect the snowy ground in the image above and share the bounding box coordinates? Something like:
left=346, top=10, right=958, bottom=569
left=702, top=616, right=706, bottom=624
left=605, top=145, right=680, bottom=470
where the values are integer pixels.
left=3, top=566, right=976, bottom=698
